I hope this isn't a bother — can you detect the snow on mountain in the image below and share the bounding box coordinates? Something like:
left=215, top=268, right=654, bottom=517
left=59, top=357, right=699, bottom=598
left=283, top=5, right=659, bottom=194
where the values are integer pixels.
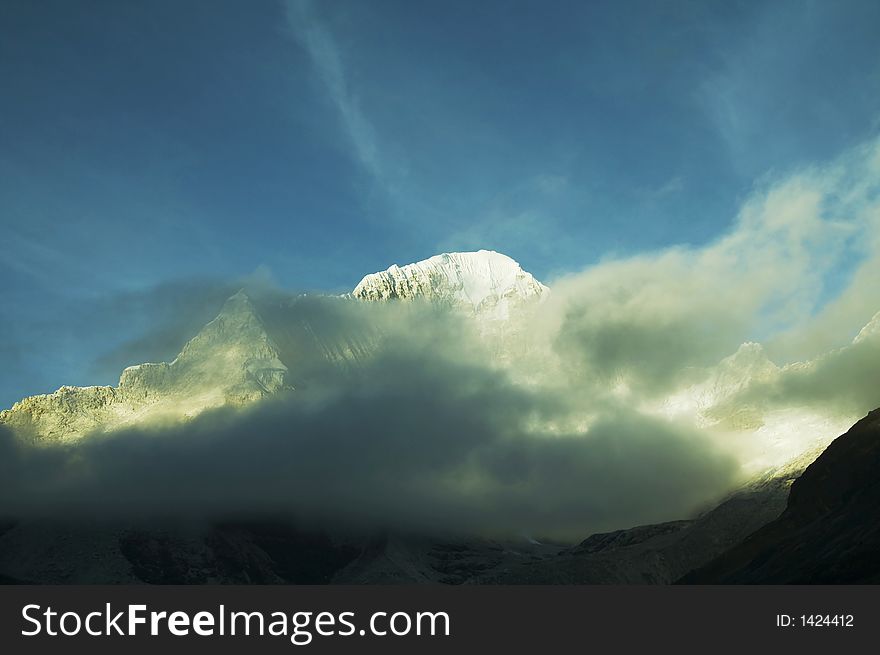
left=352, top=250, right=549, bottom=321
left=660, top=342, right=779, bottom=428
left=657, top=337, right=864, bottom=475
left=6, top=247, right=871, bottom=456
left=1, top=251, right=546, bottom=443
left=0, top=290, right=290, bottom=443
left=853, top=310, right=880, bottom=344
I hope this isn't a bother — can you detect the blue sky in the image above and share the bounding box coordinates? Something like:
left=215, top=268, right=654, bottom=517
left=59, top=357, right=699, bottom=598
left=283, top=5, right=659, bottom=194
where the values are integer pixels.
left=2, top=0, right=880, bottom=405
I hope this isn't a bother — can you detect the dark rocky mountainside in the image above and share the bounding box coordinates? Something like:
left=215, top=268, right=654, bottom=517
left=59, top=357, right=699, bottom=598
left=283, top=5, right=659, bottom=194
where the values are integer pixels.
left=681, top=409, right=880, bottom=583
left=478, top=470, right=793, bottom=584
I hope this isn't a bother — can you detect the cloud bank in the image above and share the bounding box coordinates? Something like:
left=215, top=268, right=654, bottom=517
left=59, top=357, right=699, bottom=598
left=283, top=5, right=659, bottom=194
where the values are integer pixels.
left=0, top=299, right=738, bottom=539
left=538, top=136, right=880, bottom=392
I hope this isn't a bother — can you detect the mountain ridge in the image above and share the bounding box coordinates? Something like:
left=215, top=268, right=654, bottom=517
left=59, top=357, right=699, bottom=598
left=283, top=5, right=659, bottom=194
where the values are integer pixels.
left=352, top=250, right=549, bottom=320
left=0, top=251, right=548, bottom=443
left=680, top=408, right=880, bottom=583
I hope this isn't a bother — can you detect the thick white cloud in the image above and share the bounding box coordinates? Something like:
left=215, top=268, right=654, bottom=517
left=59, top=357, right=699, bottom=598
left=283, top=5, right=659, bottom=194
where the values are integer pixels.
left=535, top=136, right=880, bottom=395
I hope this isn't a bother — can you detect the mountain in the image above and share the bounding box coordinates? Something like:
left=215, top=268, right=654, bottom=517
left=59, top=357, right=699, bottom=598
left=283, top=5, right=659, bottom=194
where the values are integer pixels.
left=2, top=250, right=878, bottom=585
left=10, top=247, right=862, bottom=454
left=660, top=335, right=867, bottom=475
left=0, top=457, right=804, bottom=585
left=473, top=456, right=800, bottom=584
left=680, top=408, right=880, bottom=583
left=0, top=291, right=290, bottom=443
left=0, top=397, right=859, bottom=585
left=0, top=519, right=565, bottom=585
left=0, top=251, right=546, bottom=444
left=352, top=250, right=548, bottom=321
left=661, top=342, right=780, bottom=430
left=0, top=291, right=373, bottom=443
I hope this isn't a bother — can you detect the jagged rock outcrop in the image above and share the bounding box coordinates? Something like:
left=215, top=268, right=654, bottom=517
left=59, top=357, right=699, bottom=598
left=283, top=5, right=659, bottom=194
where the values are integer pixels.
left=0, top=291, right=290, bottom=443
left=0, top=385, right=120, bottom=444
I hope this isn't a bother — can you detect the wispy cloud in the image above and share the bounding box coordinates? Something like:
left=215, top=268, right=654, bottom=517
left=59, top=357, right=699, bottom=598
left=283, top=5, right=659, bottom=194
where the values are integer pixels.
left=696, top=2, right=880, bottom=178
left=283, top=0, right=386, bottom=184
left=0, top=229, right=84, bottom=288
left=437, top=173, right=573, bottom=262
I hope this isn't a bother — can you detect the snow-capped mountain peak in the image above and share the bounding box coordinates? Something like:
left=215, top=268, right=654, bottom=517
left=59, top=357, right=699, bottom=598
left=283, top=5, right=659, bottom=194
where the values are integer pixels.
left=352, top=250, right=548, bottom=320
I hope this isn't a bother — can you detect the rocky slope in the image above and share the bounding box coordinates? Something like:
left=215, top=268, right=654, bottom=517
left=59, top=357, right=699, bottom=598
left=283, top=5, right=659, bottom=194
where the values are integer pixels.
left=0, top=519, right=564, bottom=585
left=0, top=457, right=802, bottom=585
left=0, top=292, right=374, bottom=443
left=681, top=408, right=880, bottom=583
left=472, top=459, right=801, bottom=584
left=0, top=292, right=288, bottom=443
